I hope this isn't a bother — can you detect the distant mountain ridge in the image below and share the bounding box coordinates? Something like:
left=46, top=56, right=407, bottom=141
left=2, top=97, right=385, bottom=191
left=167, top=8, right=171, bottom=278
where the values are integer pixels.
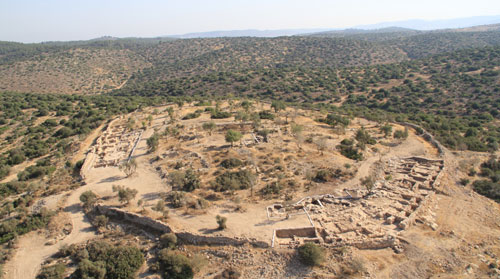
left=354, top=15, right=500, bottom=30
left=163, top=15, right=500, bottom=39
left=167, top=28, right=333, bottom=38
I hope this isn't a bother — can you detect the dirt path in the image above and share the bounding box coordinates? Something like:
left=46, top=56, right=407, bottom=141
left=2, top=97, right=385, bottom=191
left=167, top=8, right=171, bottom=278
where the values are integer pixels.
left=4, top=118, right=166, bottom=279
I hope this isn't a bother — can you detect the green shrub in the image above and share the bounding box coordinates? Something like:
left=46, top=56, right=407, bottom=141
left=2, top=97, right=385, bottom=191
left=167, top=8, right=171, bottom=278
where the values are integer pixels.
left=337, top=140, right=363, bottom=161
left=355, top=128, right=376, bottom=145
left=225, top=130, right=242, bottom=147
left=0, top=164, right=10, bottom=180
left=459, top=178, right=470, bottom=186
left=219, top=158, right=243, bottom=169
left=17, top=165, right=55, bottom=181
left=213, top=170, right=255, bottom=192
left=258, top=111, right=275, bottom=120
left=216, top=215, right=227, bottom=230
left=112, top=185, right=138, bottom=205
left=260, top=181, right=282, bottom=196
left=169, top=169, right=200, bottom=192
left=85, top=241, right=144, bottom=279
left=298, top=243, right=324, bottom=266
left=211, top=111, right=231, bottom=119
left=79, top=190, right=98, bottom=210
left=168, top=191, right=187, bottom=208
left=37, top=263, right=66, bottom=279
left=472, top=180, right=500, bottom=202
left=393, top=128, right=409, bottom=139
left=182, top=112, right=201, bottom=120
left=147, top=132, right=160, bottom=153
left=214, top=268, right=241, bottom=279
left=93, top=215, right=108, bottom=229
left=158, top=250, right=194, bottom=279
left=74, top=259, right=106, bottom=279
left=160, top=233, right=177, bottom=249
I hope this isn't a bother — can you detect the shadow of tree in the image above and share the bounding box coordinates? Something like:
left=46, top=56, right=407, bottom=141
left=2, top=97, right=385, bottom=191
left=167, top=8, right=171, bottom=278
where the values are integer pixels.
left=198, top=227, right=220, bottom=234
left=98, top=175, right=124, bottom=184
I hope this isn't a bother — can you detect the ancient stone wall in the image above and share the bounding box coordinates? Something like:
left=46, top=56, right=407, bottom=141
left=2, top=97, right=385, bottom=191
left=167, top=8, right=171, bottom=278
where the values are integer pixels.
left=95, top=205, right=173, bottom=234
left=94, top=205, right=269, bottom=248
left=398, top=122, right=446, bottom=156
left=274, top=227, right=317, bottom=238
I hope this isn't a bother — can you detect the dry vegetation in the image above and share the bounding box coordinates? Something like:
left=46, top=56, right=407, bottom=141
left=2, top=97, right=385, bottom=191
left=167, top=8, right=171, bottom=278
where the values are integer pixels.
left=0, top=48, right=150, bottom=94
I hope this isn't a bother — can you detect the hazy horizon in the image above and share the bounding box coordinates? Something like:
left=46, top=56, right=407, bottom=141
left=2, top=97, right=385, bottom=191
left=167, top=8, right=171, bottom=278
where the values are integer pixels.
left=1, top=0, right=500, bottom=43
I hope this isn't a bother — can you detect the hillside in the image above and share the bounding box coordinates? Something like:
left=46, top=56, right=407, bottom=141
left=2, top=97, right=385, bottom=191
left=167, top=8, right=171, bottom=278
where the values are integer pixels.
left=1, top=29, right=500, bottom=94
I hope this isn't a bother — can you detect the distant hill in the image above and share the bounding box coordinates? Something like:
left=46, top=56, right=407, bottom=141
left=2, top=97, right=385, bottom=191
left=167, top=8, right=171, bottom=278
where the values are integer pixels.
left=1, top=23, right=500, bottom=94
left=166, top=28, right=333, bottom=38
left=354, top=15, right=500, bottom=30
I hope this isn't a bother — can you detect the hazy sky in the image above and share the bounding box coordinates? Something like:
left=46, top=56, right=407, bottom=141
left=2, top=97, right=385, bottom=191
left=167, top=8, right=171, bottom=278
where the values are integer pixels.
left=1, top=0, right=500, bottom=43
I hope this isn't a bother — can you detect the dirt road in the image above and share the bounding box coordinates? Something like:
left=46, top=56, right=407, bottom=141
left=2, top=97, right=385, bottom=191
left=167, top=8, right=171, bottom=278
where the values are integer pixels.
left=4, top=118, right=166, bottom=279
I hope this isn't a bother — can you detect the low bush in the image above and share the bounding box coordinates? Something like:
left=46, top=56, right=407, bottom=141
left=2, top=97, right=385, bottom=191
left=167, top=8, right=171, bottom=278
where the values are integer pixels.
left=210, top=111, right=231, bottom=119
left=37, top=263, right=66, bottom=279
left=169, top=169, right=200, bottom=192
left=84, top=241, right=144, bottom=279
left=213, top=170, right=255, bottom=192
left=337, top=139, right=363, bottom=161
left=298, top=243, right=324, bottom=266
left=160, top=233, right=177, bottom=249
left=158, top=250, right=194, bottom=279
left=473, top=180, right=500, bottom=202
left=216, top=215, right=227, bottom=230
left=182, top=112, right=201, bottom=120
left=168, top=191, right=187, bottom=208
left=219, top=158, right=243, bottom=169
left=258, top=111, right=275, bottom=120
left=260, top=181, right=282, bottom=196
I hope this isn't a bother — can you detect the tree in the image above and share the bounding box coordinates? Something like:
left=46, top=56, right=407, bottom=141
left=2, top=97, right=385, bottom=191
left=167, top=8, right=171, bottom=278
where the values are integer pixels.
left=112, top=185, right=138, bottom=205
left=147, top=115, right=154, bottom=126
left=216, top=215, right=227, bottom=230
left=166, top=107, right=175, bottom=121
left=271, top=101, right=286, bottom=113
left=119, top=159, right=137, bottom=177
left=257, top=129, right=271, bottom=143
left=315, top=137, right=328, bottom=155
left=202, top=121, right=216, bottom=136
left=298, top=243, right=324, bottom=266
left=225, top=130, right=242, bottom=148
left=360, top=175, right=375, bottom=194
left=393, top=127, right=409, bottom=139
left=147, top=132, right=160, bottom=153
left=126, top=117, right=135, bottom=131
left=291, top=123, right=304, bottom=150
left=93, top=215, right=108, bottom=230
left=355, top=127, right=376, bottom=146
left=240, top=100, right=253, bottom=112
left=175, top=100, right=184, bottom=108
left=323, top=113, right=350, bottom=128
left=380, top=124, right=393, bottom=138
left=80, top=191, right=98, bottom=211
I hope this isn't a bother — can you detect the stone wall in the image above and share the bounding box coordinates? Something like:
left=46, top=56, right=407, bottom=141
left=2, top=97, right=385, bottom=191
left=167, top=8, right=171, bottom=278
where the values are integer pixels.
left=94, top=205, right=269, bottom=248
left=95, top=205, right=173, bottom=234
left=274, top=227, right=317, bottom=238
left=398, top=122, right=446, bottom=156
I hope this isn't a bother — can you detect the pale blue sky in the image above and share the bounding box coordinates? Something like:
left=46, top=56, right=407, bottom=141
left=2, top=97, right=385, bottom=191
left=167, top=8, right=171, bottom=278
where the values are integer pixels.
left=1, top=0, right=500, bottom=43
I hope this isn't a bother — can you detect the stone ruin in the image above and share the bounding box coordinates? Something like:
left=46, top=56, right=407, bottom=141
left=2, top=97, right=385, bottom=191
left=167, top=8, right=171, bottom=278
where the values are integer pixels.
left=90, top=118, right=143, bottom=167
left=270, top=157, right=444, bottom=250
